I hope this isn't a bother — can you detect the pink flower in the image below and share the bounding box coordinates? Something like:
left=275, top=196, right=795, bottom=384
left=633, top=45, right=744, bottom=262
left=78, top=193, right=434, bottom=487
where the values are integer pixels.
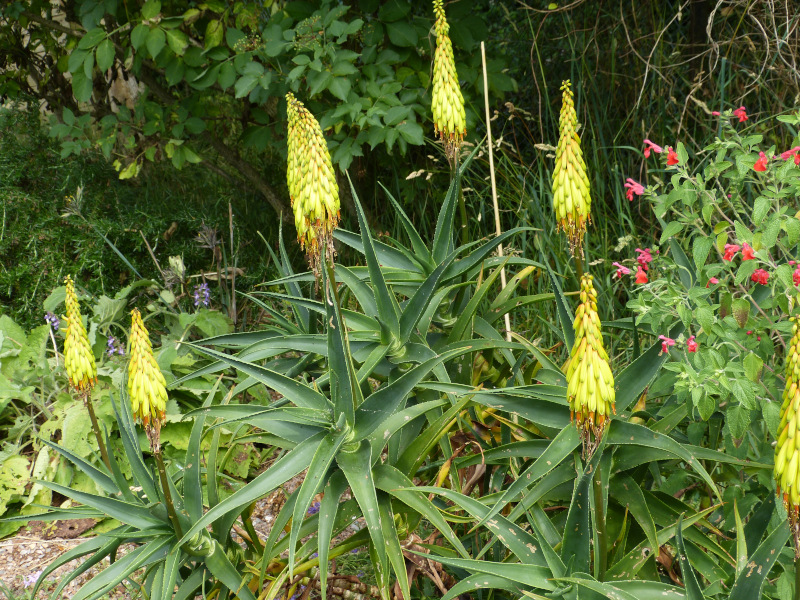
left=635, top=266, right=648, bottom=284
left=723, top=244, right=740, bottom=261
left=794, top=266, right=800, bottom=287
left=624, top=178, right=645, bottom=201
left=741, top=243, right=755, bottom=260
left=754, top=151, right=768, bottom=172
left=643, top=139, right=663, bottom=158
left=711, top=111, right=721, bottom=116
left=781, top=146, right=800, bottom=165
left=732, top=106, right=748, bottom=122
left=686, top=335, right=698, bottom=353
left=635, top=247, right=653, bottom=270
left=706, top=277, right=719, bottom=288
left=751, top=268, right=769, bottom=285
left=666, top=146, right=679, bottom=166
left=659, top=335, right=676, bottom=354
left=612, top=262, right=631, bottom=279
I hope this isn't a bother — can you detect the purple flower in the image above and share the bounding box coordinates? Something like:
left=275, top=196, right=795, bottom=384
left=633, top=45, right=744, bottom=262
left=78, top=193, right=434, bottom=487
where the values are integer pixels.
left=44, top=312, right=60, bottom=331
left=307, top=501, right=320, bottom=516
left=23, top=570, right=43, bottom=588
left=194, top=282, right=211, bottom=307
left=107, top=336, right=125, bottom=357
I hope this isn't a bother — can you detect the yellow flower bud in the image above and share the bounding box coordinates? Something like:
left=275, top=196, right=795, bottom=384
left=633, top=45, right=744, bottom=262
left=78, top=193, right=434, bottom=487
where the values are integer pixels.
left=63, top=275, right=97, bottom=392
left=128, top=308, right=168, bottom=452
left=431, top=0, right=466, bottom=159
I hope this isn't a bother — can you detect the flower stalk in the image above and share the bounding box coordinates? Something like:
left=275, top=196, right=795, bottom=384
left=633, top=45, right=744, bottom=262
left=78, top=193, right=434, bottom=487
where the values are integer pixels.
left=776, top=316, right=800, bottom=558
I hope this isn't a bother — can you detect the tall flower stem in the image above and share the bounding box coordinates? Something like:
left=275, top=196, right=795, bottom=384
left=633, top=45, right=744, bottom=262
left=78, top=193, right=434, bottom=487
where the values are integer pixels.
left=794, top=554, right=800, bottom=600
left=593, top=466, right=607, bottom=581
left=83, top=390, right=110, bottom=470
left=155, top=450, right=183, bottom=539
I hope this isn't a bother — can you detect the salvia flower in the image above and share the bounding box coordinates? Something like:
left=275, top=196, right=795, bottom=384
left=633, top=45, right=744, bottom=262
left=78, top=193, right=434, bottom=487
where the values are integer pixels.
left=193, top=282, right=210, bottom=307
left=63, top=275, right=97, bottom=392
left=741, top=243, right=755, bottom=260
left=286, top=92, right=341, bottom=278
left=635, top=247, right=653, bottom=270
left=612, top=262, right=630, bottom=279
left=781, top=146, right=800, bottom=165
left=564, top=274, right=615, bottom=456
left=658, top=335, right=676, bottom=354
left=128, top=308, right=168, bottom=453
left=794, top=266, right=800, bottom=287
left=732, top=106, right=748, bottom=122
left=431, top=0, right=466, bottom=158
left=624, top=178, right=644, bottom=202
left=775, top=317, right=800, bottom=555
left=751, top=268, right=769, bottom=285
left=686, top=335, right=698, bottom=353
left=44, top=311, right=60, bottom=331
left=754, top=151, right=768, bottom=172
left=643, top=139, right=662, bottom=158
left=723, top=244, right=740, bottom=261
left=635, top=266, right=648, bottom=284
left=666, top=146, right=679, bottom=166
left=706, top=277, right=719, bottom=288
left=552, top=80, right=592, bottom=256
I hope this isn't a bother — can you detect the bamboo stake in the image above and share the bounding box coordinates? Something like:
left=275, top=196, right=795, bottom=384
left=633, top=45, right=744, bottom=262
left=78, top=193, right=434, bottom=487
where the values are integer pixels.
left=481, top=42, right=511, bottom=342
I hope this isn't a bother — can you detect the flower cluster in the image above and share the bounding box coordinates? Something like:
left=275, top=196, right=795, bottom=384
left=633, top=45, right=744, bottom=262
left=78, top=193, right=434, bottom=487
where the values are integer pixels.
left=107, top=335, right=125, bottom=357
left=193, top=282, right=210, bottom=307
left=44, top=311, right=60, bottom=331
left=659, top=334, right=699, bottom=354
left=612, top=247, right=656, bottom=285
left=307, top=501, right=320, bottom=515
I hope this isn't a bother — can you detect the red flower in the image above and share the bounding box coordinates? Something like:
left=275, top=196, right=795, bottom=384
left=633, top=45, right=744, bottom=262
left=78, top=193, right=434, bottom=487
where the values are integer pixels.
left=686, top=335, right=698, bottom=353
left=711, top=111, right=721, bottom=116
left=635, top=247, right=653, bottom=270
left=706, top=277, right=719, bottom=288
left=741, top=243, right=755, bottom=260
left=643, top=139, right=663, bottom=158
left=732, top=106, right=748, bottom=122
left=751, top=268, right=769, bottom=285
left=780, top=146, right=800, bottom=165
left=753, top=151, right=768, bottom=172
left=624, top=178, right=645, bottom=201
left=723, top=244, right=740, bottom=261
left=658, top=335, right=676, bottom=354
left=612, top=262, right=631, bottom=279
left=635, top=266, right=648, bottom=284
left=666, top=147, right=679, bottom=166
left=793, top=266, right=800, bottom=287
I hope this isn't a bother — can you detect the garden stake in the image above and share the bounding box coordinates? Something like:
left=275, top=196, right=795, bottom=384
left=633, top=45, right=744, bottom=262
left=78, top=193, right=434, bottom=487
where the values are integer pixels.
left=63, top=275, right=110, bottom=470
left=481, top=41, right=511, bottom=342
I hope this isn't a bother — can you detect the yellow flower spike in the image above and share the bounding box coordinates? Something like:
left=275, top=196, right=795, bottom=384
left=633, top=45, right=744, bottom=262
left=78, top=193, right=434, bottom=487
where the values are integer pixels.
left=776, top=316, right=800, bottom=557
left=552, top=80, right=591, bottom=257
left=285, top=92, right=340, bottom=279
left=63, top=275, right=97, bottom=392
left=564, top=274, right=615, bottom=457
left=128, top=308, right=168, bottom=453
left=432, top=0, right=466, bottom=159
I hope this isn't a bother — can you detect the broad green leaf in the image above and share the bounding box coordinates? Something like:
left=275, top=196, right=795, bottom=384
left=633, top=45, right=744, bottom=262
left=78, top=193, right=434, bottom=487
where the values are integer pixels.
left=609, top=475, right=659, bottom=564
left=30, top=534, right=119, bottom=600
left=561, top=447, right=603, bottom=574
left=318, top=472, right=348, bottom=599
left=203, top=540, right=257, bottom=600
left=441, top=575, right=520, bottom=600
left=179, top=432, right=325, bottom=543
left=399, top=251, right=457, bottom=342
left=325, top=261, right=361, bottom=424
left=379, top=183, right=432, bottom=266
left=729, top=521, right=789, bottom=600
left=477, top=425, right=580, bottom=527
left=146, top=27, right=166, bottom=59
left=377, top=493, right=411, bottom=600
left=185, top=343, right=330, bottom=410
left=675, top=514, right=706, bottom=600
left=446, top=260, right=508, bottom=344
left=544, top=262, right=574, bottom=351
left=288, top=431, right=346, bottom=574
left=95, top=39, right=114, bottom=71
left=557, top=576, right=688, bottom=600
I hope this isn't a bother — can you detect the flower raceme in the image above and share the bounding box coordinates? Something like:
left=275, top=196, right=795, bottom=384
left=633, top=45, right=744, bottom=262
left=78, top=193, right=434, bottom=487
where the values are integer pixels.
left=552, top=80, right=592, bottom=256
left=431, top=0, right=466, bottom=158
left=658, top=335, right=676, bottom=354
left=564, top=274, right=615, bottom=454
left=63, top=275, right=97, bottom=392
left=635, top=247, right=653, bottom=270
left=128, top=308, right=168, bottom=453
left=612, top=262, right=630, bottom=279
left=775, top=317, right=800, bottom=547
left=732, top=106, right=748, bottom=122
left=286, top=92, right=341, bottom=277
